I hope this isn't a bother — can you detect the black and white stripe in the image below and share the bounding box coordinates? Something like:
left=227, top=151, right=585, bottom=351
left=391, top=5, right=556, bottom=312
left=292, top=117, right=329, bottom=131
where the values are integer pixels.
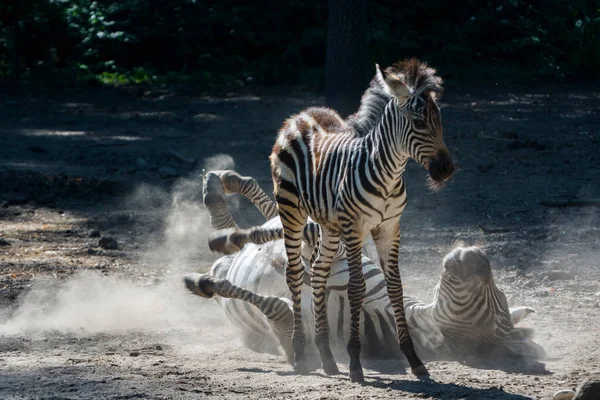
left=269, top=59, right=454, bottom=381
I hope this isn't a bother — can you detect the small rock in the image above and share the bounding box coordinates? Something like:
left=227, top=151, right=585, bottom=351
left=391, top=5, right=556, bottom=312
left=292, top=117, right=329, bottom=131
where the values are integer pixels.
left=88, top=229, right=101, bottom=238
left=98, top=237, right=119, bottom=250
left=87, top=248, right=97, bottom=255
left=129, top=351, right=140, bottom=357
left=0, top=201, right=9, bottom=208
left=0, top=238, right=11, bottom=247
left=158, top=167, right=178, bottom=178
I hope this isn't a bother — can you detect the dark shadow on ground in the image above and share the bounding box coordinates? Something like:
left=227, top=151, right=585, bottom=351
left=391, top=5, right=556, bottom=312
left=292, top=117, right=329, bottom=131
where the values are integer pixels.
left=0, top=366, right=217, bottom=399
left=364, top=376, right=531, bottom=400
left=237, top=366, right=531, bottom=399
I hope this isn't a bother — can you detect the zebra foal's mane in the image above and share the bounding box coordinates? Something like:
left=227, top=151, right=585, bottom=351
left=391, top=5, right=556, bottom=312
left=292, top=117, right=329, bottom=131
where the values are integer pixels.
left=347, top=58, right=444, bottom=136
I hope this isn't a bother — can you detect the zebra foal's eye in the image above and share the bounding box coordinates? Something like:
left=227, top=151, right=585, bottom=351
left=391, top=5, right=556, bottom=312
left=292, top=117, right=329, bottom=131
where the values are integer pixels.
left=412, top=118, right=426, bottom=130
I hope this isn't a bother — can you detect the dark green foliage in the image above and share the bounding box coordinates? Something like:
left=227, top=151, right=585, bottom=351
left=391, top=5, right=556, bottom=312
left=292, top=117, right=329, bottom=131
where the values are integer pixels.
left=370, top=0, right=600, bottom=80
left=0, top=0, right=598, bottom=85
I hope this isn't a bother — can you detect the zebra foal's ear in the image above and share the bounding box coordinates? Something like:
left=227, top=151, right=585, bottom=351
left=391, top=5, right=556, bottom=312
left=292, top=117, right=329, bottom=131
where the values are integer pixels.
left=375, top=64, right=412, bottom=100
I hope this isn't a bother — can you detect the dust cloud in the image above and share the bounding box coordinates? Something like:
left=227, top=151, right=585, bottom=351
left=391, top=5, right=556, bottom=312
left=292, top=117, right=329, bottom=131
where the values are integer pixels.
left=0, top=271, right=224, bottom=336
left=203, top=153, right=236, bottom=172
left=0, top=156, right=241, bottom=343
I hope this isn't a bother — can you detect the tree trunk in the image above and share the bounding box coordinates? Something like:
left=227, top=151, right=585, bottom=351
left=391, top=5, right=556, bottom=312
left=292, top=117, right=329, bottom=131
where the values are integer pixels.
left=325, top=0, right=369, bottom=118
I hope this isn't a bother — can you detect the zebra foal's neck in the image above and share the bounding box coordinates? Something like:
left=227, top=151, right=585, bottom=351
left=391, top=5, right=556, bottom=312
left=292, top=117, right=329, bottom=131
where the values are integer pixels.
left=350, top=98, right=409, bottom=192
left=349, top=77, right=394, bottom=136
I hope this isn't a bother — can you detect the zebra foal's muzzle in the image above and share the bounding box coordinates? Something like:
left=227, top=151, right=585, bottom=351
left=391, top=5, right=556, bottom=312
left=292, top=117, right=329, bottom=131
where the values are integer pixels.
left=428, top=148, right=455, bottom=183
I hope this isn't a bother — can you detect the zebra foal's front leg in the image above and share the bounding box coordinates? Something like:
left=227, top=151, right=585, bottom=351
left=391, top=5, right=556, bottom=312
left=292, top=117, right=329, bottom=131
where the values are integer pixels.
left=372, top=221, right=429, bottom=377
left=277, top=201, right=310, bottom=374
left=343, top=226, right=368, bottom=383
left=311, top=229, right=341, bottom=375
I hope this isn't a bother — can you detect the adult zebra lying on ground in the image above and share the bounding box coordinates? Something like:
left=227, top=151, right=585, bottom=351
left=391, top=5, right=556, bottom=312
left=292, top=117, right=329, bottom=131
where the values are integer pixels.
left=184, top=170, right=546, bottom=370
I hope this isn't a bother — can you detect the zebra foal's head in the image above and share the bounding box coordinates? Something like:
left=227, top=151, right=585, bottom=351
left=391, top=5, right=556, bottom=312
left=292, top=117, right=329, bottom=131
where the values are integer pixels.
left=376, top=58, right=455, bottom=189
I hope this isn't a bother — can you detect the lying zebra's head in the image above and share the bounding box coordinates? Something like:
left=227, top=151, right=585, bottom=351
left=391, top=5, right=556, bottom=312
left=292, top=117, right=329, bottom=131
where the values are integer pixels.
left=375, top=58, right=455, bottom=188
left=441, top=246, right=493, bottom=285
left=435, top=245, right=512, bottom=332
left=432, top=246, right=547, bottom=361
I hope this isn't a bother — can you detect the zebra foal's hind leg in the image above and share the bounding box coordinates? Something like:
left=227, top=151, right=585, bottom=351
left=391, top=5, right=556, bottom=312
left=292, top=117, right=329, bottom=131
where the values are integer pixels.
left=311, top=229, right=341, bottom=375
left=371, top=221, right=428, bottom=377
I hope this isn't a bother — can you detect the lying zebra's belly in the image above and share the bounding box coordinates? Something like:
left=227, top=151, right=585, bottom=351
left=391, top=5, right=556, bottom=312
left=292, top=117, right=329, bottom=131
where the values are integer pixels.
left=216, top=228, right=399, bottom=358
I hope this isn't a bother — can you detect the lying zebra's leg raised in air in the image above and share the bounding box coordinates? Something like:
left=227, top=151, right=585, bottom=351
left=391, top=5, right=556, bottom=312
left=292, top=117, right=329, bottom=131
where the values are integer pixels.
left=203, top=171, right=237, bottom=230
left=202, top=168, right=342, bottom=284
left=203, top=170, right=344, bottom=259
left=184, top=272, right=294, bottom=363
left=203, top=169, right=284, bottom=254
left=208, top=221, right=346, bottom=261
left=203, top=170, right=277, bottom=229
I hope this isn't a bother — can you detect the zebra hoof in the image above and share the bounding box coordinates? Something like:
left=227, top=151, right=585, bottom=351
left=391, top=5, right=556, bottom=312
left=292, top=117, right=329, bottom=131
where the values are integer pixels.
left=294, top=360, right=309, bottom=375
left=349, top=368, right=365, bottom=383
left=208, top=229, right=243, bottom=255
left=183, top=273, right=215, bottom=298
left=411, top=364, right=430, bottom=378
left=322, top=360, right=340, bottom=375
left=553, top=390, right=576, bottom=400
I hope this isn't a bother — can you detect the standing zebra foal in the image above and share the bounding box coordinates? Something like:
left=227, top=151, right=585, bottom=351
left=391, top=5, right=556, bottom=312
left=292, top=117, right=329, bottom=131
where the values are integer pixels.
left=270, top=59, right=455, bottom=382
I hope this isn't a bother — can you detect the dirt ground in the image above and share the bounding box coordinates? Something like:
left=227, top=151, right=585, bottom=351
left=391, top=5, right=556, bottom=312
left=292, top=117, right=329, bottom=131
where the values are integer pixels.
left=0, top=80, right=599, bottom=399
